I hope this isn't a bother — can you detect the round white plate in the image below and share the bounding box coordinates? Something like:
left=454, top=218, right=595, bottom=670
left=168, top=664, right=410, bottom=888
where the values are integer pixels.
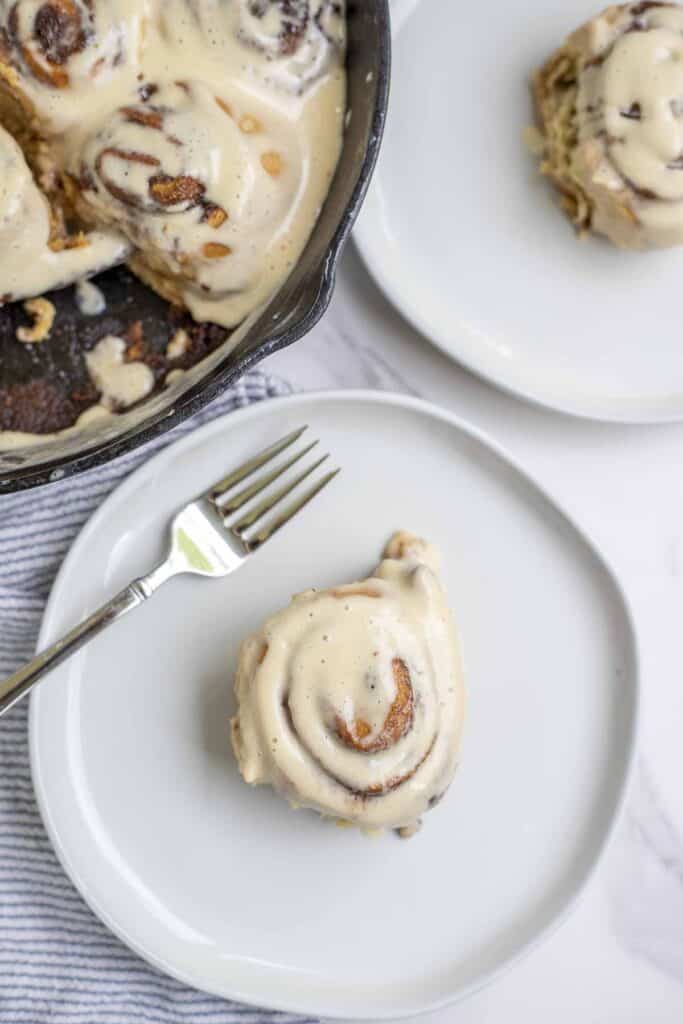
left=31, top=391, right=638, bottom=1019
left=355, top=0, right=683, bottom=423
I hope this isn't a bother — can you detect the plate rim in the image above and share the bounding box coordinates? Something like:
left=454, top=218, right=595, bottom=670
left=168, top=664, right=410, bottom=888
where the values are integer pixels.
left=29, top=388, right=641, bottom=1018
left=353, top=2, right=683, bottom=426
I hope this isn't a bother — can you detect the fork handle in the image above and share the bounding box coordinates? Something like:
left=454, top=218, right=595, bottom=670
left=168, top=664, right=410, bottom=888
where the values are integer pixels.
left=0, top=563, right=172, bottom=719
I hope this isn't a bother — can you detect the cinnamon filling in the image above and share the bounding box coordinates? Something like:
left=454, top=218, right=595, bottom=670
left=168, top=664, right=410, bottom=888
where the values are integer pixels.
left=335, top=658, right=414, bottom=754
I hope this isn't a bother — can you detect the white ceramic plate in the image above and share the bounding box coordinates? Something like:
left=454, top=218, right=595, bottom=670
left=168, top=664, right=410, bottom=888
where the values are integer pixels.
left=355, top=0, right=683, bottom=423
left=31, top=392, right=638, bottom=1018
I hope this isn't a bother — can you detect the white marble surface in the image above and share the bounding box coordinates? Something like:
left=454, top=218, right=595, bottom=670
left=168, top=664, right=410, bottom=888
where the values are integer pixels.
left=265, top=244, right=683, bottom=1023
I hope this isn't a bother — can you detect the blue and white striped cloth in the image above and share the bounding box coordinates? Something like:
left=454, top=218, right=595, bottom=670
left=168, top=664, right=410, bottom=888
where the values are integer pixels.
left=0, top=371, right=316, bottom=1024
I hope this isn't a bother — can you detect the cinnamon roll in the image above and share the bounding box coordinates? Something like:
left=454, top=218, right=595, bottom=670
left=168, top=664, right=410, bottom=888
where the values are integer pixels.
left=0, top=1, right=147, bottom=129
left=69, top=77, right=314, bottom=327
left=534, top=2, right=683, bottom=249
left=161, top=0, right=345, bottom=94
left=230, top=533, right=465, bottom=836
left=0, top=122, right=129, bottom=303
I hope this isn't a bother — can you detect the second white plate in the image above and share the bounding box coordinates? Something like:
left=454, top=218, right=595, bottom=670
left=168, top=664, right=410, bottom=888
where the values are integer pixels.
left=31, top=392, right=638, bottom=1018
left=355, top=0, right=683, bottom=422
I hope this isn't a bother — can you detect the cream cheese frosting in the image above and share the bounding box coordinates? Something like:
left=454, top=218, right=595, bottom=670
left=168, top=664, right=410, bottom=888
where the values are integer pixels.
left=230, top=532, right=465, bottom=835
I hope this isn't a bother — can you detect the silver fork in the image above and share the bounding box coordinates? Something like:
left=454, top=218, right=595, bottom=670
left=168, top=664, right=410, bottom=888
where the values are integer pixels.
left=0, top=428, right=338, bottom=719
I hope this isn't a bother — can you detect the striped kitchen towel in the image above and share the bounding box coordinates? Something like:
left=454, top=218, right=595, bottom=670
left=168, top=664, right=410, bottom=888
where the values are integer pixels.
left=0, top=371, right=315, bottom=1024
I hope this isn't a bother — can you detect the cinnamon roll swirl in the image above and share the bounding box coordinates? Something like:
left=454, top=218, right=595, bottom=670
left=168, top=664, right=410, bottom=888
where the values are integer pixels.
left=0, top=122, right=129, bottom=303
left=161, top=0, right=345, bottom=94
left=230, top=533, right=465, bottom=836
left=0, top=0, right=147, bottom=128
left=535, top=2, right=683, bottom=249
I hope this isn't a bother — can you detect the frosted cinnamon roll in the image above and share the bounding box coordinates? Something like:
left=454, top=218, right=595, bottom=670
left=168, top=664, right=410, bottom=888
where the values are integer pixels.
left=0, top=122, right=129, bottom=303
left=161, top=0, right=345, bottom=94
left=230, top=533, right=465, bottom=836
left=69, top=78, right=314, bottom=327
left=535, top=2, right=683, bottom=249
left=0, top=0, right=147, bottom=129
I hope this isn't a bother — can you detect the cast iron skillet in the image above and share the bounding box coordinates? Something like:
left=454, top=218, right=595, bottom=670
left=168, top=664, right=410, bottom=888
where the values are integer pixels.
left=0, top=1, right=391, bottom=493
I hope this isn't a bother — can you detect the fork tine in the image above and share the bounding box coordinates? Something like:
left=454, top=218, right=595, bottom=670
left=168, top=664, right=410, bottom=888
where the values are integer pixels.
left=245, top=469, right=340, bottom=550
left=219, top=441, right=319, bottom=516
left=208, top=426, right=307, bottom=502
left=232, top=454, right=330, bottom=534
